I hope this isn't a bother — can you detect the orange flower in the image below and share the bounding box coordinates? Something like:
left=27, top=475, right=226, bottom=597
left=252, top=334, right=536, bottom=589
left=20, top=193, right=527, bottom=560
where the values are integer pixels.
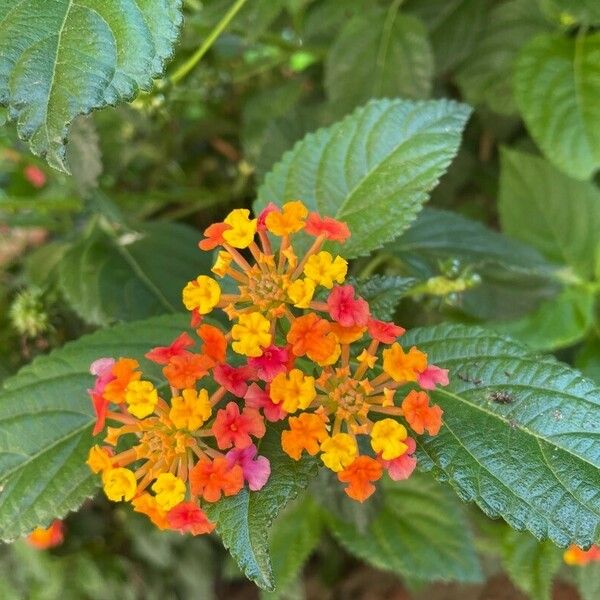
left=337, top=456, right=382, bottom=502
left=163, top=353, right=214, bottom=389
left=564, top=544, right=600, bottom=566
left=132, top=494, right=169, bottom=530
left=305, top=212, right=351, bottom=242
left=167, top=502, right=215, bottom=535
left=190, top=457, right=244, bottom=502
left=103, top=358, right=141, bottom=403
left=330, top=323, right=366, bottom=344
left=197, top=323, right=227, bottom=362
left=382, top=343, right=427, bottom=383
left=287, top=313, right=338, bottom=363
left=27, top=520, right=64, bottom=549
left=281, top=412, right=328, bottom=460
left=199, top=222, right=232, bottom=250
left=401, top=390, right=443, bottom=436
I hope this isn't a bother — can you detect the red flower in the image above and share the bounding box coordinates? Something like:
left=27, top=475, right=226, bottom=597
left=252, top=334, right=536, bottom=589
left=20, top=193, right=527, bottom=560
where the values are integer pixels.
left=327, top=285, right=370, bottom=327
left=190, top=457, right=244, bottom=502
left=212, top=402, right=266, bottom=449
left=27, top=520, right=64, bottom=549
left=167, top=502, right=215, bottom=535
left=367, top=318, right=405, bottom=344
left=248, top=344, right=289, bottom=381
left=145, top=333, right=195, bottom=365
left=91, top=392, right=109, bottom=435
left=213, top=364, right=255, bottom=397
left=338, top=456, right=382, bottom=502
left=199, top=222, right=231, bottom=250
left=197, top=324, right=227, bottom=363
left=244, top=383, right=287, bottom=421
left=305, top=212, right=351, bottom=242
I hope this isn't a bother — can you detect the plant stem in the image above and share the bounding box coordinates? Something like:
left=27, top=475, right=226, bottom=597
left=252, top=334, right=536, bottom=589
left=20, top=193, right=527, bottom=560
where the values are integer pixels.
left=170, top=0, right=250, bottom=85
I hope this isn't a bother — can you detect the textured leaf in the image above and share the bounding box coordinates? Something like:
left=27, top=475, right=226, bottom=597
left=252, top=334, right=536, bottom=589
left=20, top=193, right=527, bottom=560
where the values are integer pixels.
left=255, top=99, right=471, bottom=258
left=405, top=0, right=491, bottom=73
left=0, top=0, right=182, bottom=170
left=499, top=149, right=600, bottom=278
left=387, top=208, right=560, bottom=320
left=456, top=0, right=551, bottom=114
left=351, top=275, right=415, bottom=321
left=514, top=32, right=600, bottom=180
left=0, top=314, right=189, bottom=542
left=324, top=7, right=433, bottom=115
left=501, top=530, right=562, bottom=600
left=326, top=474, right=482, bottom=582
left=402, top=322, right=600, bottom=547
left=489, top=287, right=595, bottom=352
left=58, top=220, right=210, bottom=325
left=205, top=428, right=318, bottom=591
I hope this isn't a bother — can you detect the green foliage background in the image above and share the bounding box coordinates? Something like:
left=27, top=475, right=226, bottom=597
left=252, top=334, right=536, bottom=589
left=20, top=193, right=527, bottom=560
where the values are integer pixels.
left=1, top=0, right=600, bottom=598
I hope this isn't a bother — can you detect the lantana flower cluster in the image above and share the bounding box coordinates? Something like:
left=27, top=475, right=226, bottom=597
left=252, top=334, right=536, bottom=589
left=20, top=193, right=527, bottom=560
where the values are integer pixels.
left=86, top=201, right=447, bottom=535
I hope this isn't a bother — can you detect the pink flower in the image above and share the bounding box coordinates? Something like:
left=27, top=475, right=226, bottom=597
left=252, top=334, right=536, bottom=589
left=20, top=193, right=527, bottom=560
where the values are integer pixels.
left=145, top=333, right=195, bottom=365
left=213, top=402, right=266, bottom=449
left=225, top=444, right=271, bottom=491
left=248, top=345, right=288, bottom=381
left=418, top=365, right=449, bottom=390
left=24, top=165, right=46, bottom=188
left=214, top=364, right=255, bottom=397
left=381, top=437, right=417, bottom=481
left=305, top=212, right=351, bottom=242
left=257, top=203, right=279, bottom=231
left=327, top=285, right=370, bottom=327
left=244, top=383, right=287, bottom=422
left=367, top=319, right=405, bottom=344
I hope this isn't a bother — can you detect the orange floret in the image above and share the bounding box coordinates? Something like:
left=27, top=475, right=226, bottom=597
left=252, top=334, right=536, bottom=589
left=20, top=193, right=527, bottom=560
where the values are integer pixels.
left=163, top=353, right=214, bottom=389
left=197, top=323, right=227, bottom=363
left=281, top=412, right=328, bottom=460
left=337, top=456, right=383, bottom=502
left=401, top=390, right=443, bottom=436
left=103, top=358, right=141, bottom=403
left=287, top=313, right=338, bottom=363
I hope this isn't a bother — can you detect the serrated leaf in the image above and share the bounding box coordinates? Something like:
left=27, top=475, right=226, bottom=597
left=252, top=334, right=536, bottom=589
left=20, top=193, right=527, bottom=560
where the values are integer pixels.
left=401, top=322, right=600, bottom=547
left=501, top=530, right=562, bottom=600
left=0, top=0, right=182, bottom=171
left=456, top=0, right=551, bottom=114
left=326, top=474, right=482, bottom=582
left=58, top=220, right=210, bottom=325
left=489, top=287, right=595, bottom=352
left=205, top=427, right=318, bottom=591
left=387, top=208, right=560, bottom=320
left=514, top=32, right=600, bottom=180
left=324, top=7, right=433, bottom=115
left=499, top=149, right=600, bottom=278
left=405, top=0, right=491, bottom=73
left=0, top=313, right=189, bottom=542
left=351, top=275, right=415, bottom=321
left=255, top=99, right=471, bottom=258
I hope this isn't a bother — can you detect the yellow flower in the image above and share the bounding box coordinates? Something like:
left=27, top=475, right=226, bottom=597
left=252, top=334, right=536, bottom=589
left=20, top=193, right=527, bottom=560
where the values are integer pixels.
left=211, top=251, right=232, bottom=277
left=382, top=343, right=427, bottom=383
left=303, top=251, right=347, bottom=288
left=265, top=200, right=308, bottom=236
left=287, top=278, right=315, bottom=308
left=86, top=445, right=113, bottom=474
left=169, top=388, right=212, bottom=430
left=357, top=348, right=377, bottom=369
left=152, top=473, right=186, bottom=511
left=320, top=433, right=358, bottom=472
left=102, top=468, right=137, bottom=502
left=270, top=368, right=316, bottom=413
left=223, top=208, right=257, bottom=248
left=231, top=312, right=272, bottom=357
left=125, top=380, right=158, bottom=419
left=370, top=418, right=408, bottom=460
left=182, top=275, right=221, bottom=313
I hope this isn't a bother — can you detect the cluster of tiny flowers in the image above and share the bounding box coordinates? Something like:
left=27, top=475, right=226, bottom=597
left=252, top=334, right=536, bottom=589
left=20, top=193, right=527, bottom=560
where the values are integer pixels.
left=86, top=201, right=448, bottom=535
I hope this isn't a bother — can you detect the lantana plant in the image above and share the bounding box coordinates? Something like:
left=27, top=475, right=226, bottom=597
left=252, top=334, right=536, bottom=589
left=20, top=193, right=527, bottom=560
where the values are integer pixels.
left=86, top=201, right=448, bottom=533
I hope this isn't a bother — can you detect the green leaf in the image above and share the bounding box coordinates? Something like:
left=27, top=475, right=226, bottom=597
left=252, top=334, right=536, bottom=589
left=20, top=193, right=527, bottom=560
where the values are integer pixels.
left=0, top=0, right=182, bottom=171
left=255, top=98, right=471, bottom=258
left=576, top=338, right=600, bottom=385
left=499, top=149, right=600, bottom=279
left=405, top=0, right=491, bottom=73
left=456, top=0, right=551, bottom=114
left=386, top=208, right=560, bottom=320
left=574, top=562, right=600, bottom=600
left=324, top=6, right=434, bottom=115
left=265, top=494, right=323, bottom=596
left=501, top=530, right=562, bottom=600
left=0, top=313, right=189, bottom=542
left=58, top=220, right=210, bottom=325
left=205, top=427, right=318, bottom=591
left=514, top=32, right=600, bottom=180
left=351, top=275, right=415, bottom=321
left=402, top=322, right=600, bottom=547
left=326, top=474, right=482, bottom=582
left=489, top=287, right=595, bottom=352
left=65, top=116, right=103, bottom=195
